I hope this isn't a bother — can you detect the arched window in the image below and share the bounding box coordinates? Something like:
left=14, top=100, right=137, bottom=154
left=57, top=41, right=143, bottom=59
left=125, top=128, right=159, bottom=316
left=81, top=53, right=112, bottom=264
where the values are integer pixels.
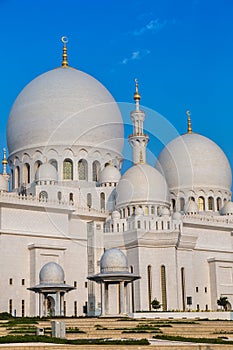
left=63, top=159, right=73, bottom=180
left=217, top=197, right=222, bottom=211
left=69, top=193, right=74, bottom=203
left=23, top=163, right=30, bottom=184
left=87, top=193, right=92, bottom=208
left=34, top=160, right=42, bottom=173
left=78, top=159, right=88, bottom=180
left=189, top=196, right=195, bottom=202
left=161, top=265, right=167, bottom=311
left=137, top=221, right=141, bottom=229
left=11, top=169, right=14, bottom=190
left=144, top=206, right=149, bottom=215
left=49, top=159, right=58, bottom=170
left=198, top=196, right=205, bottom=211
left=100, top=192, right=105, bottom=210
left=15, top=166, right=20, bottom=188
left=181, top=267, right=186, bottom=311
left=92, top=161, right=100, bottom=181
left=180, top=198, right=185, bottom=211
left=208, top=196, right=214, bottom=211
left=39, top=191, right=48, bottom=202
left=58, top=191, right=62, bottom=202
left=127, top=207, right=130, bottom=216
left=147, top=265, right=152, bottom=311
left=151, top=206, right=155, bottom=215
left=171, top=199, right=176, bottom=211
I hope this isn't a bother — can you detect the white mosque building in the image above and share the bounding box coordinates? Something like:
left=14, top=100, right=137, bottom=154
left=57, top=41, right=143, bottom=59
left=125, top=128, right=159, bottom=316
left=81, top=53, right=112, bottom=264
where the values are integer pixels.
left=0, top=39, right=232, bottom=317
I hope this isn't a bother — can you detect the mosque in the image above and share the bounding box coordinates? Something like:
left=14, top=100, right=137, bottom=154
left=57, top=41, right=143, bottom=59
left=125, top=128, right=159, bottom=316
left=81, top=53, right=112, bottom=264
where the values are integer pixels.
left=0, top=38, right=232, bottom=317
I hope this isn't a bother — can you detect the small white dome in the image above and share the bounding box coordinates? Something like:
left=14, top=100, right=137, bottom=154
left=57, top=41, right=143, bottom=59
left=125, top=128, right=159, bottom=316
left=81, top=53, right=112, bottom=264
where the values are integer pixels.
left=221, top=201, right=233, bottom=215
left=99, top=165, right=121, bottom=185
left=7, top=67, right=124, bottom=156
left=100, top=248, right=128, bottom=273
left=39, top=262, right=64, bottom=284
left=185, top=200, right=198, bottom=214
left=116, top=163, right=170, bottom=209
left=35, top=163, right=57, bottom=183
left=172, top=211, right=183, bottom=221
left=135, top=207, right=143, bottom=216
left=111, top=210, right=120, bottom=220
left=0, top=175, right=8, bottom=191
left=156, top=133, right=232, bottom=195
left=160, top=207, right=170, bottom=217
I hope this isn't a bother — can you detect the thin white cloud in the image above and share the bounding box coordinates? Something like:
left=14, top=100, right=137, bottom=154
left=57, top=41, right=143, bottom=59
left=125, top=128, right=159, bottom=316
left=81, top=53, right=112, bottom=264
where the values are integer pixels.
left=132, top=18, right=175, bottom=36
left=121, top=49, right=150, bottom=65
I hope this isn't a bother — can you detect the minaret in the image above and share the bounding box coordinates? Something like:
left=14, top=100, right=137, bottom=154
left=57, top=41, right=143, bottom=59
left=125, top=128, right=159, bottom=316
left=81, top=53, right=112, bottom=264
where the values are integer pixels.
left=2, top=148, right=7, bottom=176
left=128, top=79, right=149, bottom=164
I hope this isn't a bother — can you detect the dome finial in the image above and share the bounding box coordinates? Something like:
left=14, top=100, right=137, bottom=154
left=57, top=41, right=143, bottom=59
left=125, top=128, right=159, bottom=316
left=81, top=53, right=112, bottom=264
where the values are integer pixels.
left=134, top=78, right=141, bottom=111
left=2, top=148, right=7, bottom=175
left=186, top=110, right=192, bottom=134
left=61, top=36, right=69, bottom=68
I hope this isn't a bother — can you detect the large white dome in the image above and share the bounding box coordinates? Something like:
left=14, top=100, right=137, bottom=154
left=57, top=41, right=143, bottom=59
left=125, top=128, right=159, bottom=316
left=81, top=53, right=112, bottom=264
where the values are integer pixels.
left=7, top=67, right=124, bottom=156
left=116, top=163, right=170, bottom=208
left=155, top=133, right=232, bottom=194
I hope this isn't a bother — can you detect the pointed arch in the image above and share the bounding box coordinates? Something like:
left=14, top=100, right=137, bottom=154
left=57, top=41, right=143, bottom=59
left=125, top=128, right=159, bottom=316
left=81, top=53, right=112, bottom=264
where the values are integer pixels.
left=78, top=159, right=88, bottom=180
left=92, top=160, right=100, bottom=181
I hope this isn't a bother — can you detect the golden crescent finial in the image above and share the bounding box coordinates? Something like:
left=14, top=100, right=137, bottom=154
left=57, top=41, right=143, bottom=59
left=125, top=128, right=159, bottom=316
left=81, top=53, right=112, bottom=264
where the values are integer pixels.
left=61, top=36, right=69, bottom=68
left=134, top=78, right=141, bottom=101
left=186, top=110, right=192, bottom=134
left=61, top=36, right=69, bottom=44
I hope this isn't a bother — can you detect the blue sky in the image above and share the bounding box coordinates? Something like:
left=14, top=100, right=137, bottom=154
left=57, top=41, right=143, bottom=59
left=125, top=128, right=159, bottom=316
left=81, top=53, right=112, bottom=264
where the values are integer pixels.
left=0, top=0, right=233, bottom=172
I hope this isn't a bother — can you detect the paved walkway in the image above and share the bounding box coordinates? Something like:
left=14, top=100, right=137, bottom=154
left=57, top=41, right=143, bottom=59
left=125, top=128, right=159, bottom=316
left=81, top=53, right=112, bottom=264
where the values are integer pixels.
left=0, top=341, right=233, bottom=349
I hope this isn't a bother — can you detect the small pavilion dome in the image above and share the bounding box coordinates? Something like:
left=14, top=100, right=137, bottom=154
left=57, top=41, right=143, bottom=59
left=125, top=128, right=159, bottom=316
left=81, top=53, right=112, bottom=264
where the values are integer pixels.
left=39, top=262, right=64, bottom=284
left=99, top=164, right=121, bottom=185
left=111, top=210, right=121, bottom=220
left=221, top=201, right=233, bottom=215
left=100, top=248, right=128, bottom=273
left=35, top=163, right=57, bottom=183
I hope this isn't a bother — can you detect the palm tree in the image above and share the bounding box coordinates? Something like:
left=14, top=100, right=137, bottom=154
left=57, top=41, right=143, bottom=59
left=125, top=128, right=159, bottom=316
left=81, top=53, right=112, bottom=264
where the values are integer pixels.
left=151, top=298, right=161, bottom=310
left=217, top=296, right=228, bottom=311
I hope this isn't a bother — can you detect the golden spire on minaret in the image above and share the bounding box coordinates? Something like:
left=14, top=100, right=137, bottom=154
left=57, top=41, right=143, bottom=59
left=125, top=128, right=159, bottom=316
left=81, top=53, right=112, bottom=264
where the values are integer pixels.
left=134, top=78, right=141, bottom=111
left=61, top=36, right=69, bottom=68
left=2, top=148, right=7, bottom=175
left=186, top=110, right=192, bottom=134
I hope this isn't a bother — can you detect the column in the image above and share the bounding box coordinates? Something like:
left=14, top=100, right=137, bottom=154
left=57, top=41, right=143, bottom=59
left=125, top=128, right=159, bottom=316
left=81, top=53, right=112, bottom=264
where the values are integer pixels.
left=101, top=281, right=105, bottom=316
left=60, top=293, right=65, bottom=316
left=105, top=283, right=109, bottom=315
left=56, top=291, right=61, bottom=316
left=39, top=293, right=43, bottom=318
left=44, top=294, right=47, bottom=317
left=119, top=281, right=125, bottom=314
left=125, top=282, right=130, bottom=314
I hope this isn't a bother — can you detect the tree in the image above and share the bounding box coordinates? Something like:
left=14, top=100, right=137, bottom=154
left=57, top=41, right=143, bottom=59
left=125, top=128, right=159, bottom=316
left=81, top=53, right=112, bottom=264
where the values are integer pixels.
left=217, top=296, right=228, bottom=311
left=151, top=298, right=161, bottom=310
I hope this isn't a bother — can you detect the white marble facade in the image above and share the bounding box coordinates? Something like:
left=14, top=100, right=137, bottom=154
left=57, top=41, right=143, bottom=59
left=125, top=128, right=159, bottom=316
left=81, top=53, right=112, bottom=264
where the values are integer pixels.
left=0, top=45, right=232, bottom=317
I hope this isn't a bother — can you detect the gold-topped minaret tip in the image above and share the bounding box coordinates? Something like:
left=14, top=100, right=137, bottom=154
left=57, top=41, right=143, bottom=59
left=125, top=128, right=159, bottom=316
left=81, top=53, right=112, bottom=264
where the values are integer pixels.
left=134, top=78, right=141, bottom=102
left=61, top=36, right=69, bottom=68
left=2, top=148, right=7, bottom=165
left=2, top=148, right=7, bottom=175
left=186, top=110, right=192, bottom=134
